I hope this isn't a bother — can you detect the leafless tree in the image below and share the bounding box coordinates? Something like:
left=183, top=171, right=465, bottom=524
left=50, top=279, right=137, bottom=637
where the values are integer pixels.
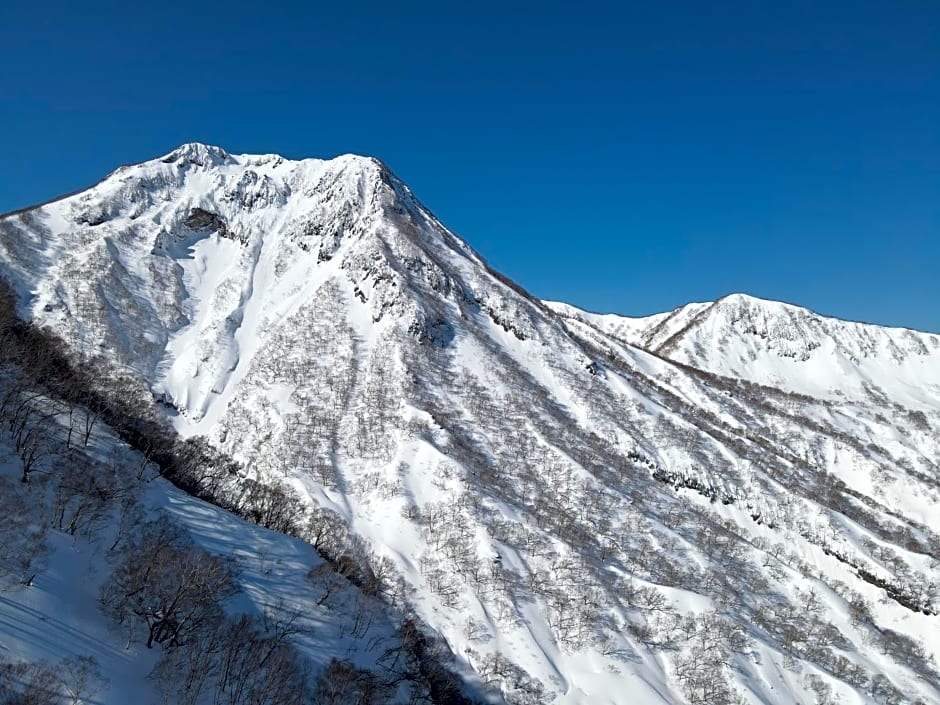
left=0, top=655, right=61, bottom=705
left=61, top=654, right=107, bottom=705
left=0, top=475, right=49, bottom=589
left=101, top=516, right=236, bottom=649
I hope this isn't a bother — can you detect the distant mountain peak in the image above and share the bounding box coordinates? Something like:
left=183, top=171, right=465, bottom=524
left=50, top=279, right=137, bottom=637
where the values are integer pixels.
left=714, top=291, right=779, bottom=307
left=554, top=291, right=940, bottom=406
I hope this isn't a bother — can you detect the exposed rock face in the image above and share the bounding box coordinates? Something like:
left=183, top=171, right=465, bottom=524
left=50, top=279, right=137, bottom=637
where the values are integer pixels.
left=185, top=207, right=227, bottom=234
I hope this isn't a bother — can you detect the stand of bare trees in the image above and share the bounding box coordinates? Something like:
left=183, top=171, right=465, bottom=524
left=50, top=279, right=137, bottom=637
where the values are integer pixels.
left=0, top=651, right=106, bottom=705
left=0, top=276, right=484, bottom=705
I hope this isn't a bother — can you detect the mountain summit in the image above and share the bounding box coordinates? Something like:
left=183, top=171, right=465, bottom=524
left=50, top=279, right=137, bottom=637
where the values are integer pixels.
left=1, top=143, right=544, bottom=432
left=1, top=145, right=938, bottom=705
left=549, top=292, right=940, bottom=405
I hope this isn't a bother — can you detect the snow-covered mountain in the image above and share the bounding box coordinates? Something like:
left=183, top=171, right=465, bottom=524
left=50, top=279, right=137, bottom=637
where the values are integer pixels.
left=2, top=143, right=939, bottom=705
left=547, top=294, right=940, bottom=407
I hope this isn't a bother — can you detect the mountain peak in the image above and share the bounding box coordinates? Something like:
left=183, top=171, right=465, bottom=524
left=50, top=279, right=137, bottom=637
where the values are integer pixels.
left=158, top=143, right=387, bottom=176
left=555, top=291, right=940, bottom=405
left=0, top=140, right=527, bottom=403
left=162, top=142, right=233, bottom=166
left=712, top=292, right=827, bottom=321
left=715, top=292, right=777, bottom=307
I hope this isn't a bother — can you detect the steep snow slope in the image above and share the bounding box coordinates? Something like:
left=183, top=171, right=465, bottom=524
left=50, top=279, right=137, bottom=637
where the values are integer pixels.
left=549, top=294, right=940, bottom=407
left=0, top=377, right=427, bottom=704
left=2, top=144, right=939, bottom=705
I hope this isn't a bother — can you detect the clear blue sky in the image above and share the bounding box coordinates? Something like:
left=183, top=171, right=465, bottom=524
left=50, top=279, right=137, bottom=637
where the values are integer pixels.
left=2, top=1, right=937, bottom=331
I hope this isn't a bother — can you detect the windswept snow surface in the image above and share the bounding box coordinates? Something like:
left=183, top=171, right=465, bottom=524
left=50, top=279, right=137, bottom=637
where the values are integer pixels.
left=2, top=144, right=939, bottom=705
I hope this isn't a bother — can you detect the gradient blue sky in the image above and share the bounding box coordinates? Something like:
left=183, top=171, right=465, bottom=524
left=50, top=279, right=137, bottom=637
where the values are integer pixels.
left=2, top=1, right=937, bottom=331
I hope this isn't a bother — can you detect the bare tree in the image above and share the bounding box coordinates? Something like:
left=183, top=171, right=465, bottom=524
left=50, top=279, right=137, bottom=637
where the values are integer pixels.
left=0, top=655, right=61, bottom=705
left=0, top=475, right=49, bottom=589
left=62, top=655, right=107, bottom=705
left=313, top=658, right=380, bottom=705
left=100, top=516, right=236, bottom=649
left=232, top=478, right=306, bottom=534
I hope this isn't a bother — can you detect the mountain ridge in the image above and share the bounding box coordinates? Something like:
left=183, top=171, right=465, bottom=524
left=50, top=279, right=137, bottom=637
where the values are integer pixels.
left=549, top=292, right=940, bottom=408
left=548, top=292, right=939, bottom=338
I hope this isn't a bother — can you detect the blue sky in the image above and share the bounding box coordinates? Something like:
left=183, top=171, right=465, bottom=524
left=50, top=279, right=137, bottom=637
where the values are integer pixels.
left=2, top=1, right=937, bottom=331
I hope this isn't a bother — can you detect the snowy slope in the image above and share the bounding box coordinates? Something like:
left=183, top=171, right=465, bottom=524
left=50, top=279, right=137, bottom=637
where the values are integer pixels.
left=2, top=144, right=939, bottom=705
left=545, top=299, right=709, bottom=352
left=0, top=381, right=427, bottom=704
left=549, top=294, right=940, bottom=407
